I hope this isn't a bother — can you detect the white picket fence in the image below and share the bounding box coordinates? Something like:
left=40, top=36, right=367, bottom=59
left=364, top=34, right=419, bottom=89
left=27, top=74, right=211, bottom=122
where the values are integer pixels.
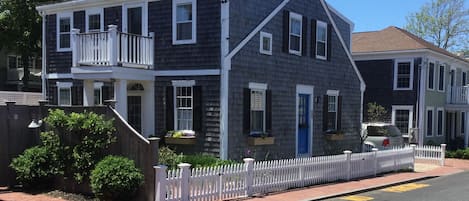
left=154, top=146, right=424, bottom=201
left=409, top=144, right=446, bottom=166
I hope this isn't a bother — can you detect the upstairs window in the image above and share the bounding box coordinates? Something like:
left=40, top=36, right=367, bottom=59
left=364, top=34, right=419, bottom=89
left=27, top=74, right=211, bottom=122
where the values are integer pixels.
left=462, top=72, right=467, bottom=86
left=438, top=64, right=446, bottom=91
left=260, top=32, right=272, bottom=55
left=173, top=0, right=197, bottom=44
left=428, top=62, right=435, bottom=90
left=315, top=21, right=327, bottom=60
left=289, top=12, right=302, bottom=55
left=86, top=8, right=103, bottom=32
left=393, top=59, right=414, bottom=90
left=56, top=12, right=73, bottom=51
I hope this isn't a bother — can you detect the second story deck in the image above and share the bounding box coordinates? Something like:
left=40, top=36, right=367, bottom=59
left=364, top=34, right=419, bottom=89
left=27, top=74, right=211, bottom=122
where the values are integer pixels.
left=447, top=85, right=469, bottom=109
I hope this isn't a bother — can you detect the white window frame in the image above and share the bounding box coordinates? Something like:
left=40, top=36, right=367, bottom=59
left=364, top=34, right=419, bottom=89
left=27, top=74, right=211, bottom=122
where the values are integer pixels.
left=326, top=90, right=339, bottom=131
left=437, top=64, right=446, bottom=92
left=122, top=2, right=149, bottom=36
left=288, top=12, right=302, bottom=56
left=57, top=82, right=72, bottom=106
left=393, top=59, right=414, bottom=90
left=94, top=82, right=104, bottom=105
left=436, top=107, right=444, bottom=136
left=391, top=105, right=414, bottom=137
left=172, top=80, right=196, bottom=131
left=259, top=31, right=273, bottom=55
left=56, top=12, right=73, bottom=52
left=426, top=107, right=434, bottom=137
left=315, top=20, right=328, bottom=60
left=85, top=8, right=104, bottom=32
left=172, top=0, right=197, bottom=45
left=249, top=82, right=267, bottom=134
left=427, top=61, right=435, bottom=90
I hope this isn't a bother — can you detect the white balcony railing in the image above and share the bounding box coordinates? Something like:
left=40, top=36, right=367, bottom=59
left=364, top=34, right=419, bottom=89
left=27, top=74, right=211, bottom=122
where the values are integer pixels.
left=72, top=25, right=154, bottom=69
left=447, top=85, right=469, bottom=104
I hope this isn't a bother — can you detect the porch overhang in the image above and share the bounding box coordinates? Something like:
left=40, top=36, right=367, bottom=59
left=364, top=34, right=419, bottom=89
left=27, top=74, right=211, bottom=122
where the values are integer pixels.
left=446, top=104, right=469, bottom=112
left=71, top=66, right=155, bottom=81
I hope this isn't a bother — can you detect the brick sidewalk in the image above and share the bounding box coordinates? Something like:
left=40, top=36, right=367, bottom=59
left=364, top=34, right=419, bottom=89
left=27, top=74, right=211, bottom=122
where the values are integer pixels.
left=0, top=159, right=468, bottom=201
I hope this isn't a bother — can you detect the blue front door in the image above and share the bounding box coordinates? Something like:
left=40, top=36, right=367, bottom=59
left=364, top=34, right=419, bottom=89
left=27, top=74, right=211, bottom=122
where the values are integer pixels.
left=297, top=94, right=310, bottom=156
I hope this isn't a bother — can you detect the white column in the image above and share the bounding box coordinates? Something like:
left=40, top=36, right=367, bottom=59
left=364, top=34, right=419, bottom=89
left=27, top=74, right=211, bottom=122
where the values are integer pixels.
left=142, top=81, right=155, bottom=137
left=82, top=80, right=94, bottom=106
left=108, top=25, right=118, bottom=66
left=71, top=28, right=80, bottom=67
left=465, top=111, right=469, bottom=148
left=114, top=79, right=128, bottom=120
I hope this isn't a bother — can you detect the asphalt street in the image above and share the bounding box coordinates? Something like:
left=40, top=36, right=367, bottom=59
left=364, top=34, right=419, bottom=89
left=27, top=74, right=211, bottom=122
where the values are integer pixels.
left=323, top=171, right=469, bottom=201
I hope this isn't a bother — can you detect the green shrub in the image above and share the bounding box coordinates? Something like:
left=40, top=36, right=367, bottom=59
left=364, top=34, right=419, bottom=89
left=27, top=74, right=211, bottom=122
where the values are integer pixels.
left=90, top=156, right=143, bottom=201
left=158, top=146, right=183, bottom=170
left=181, top=154, right=236, bottom=168
left=10, top=146, right=61, bottom=187
left=446, top=148, right=469, bottom=159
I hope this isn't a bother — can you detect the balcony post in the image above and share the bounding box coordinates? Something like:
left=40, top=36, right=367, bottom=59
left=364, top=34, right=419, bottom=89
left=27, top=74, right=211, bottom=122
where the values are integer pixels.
left=149, top=32, right=155, bottom=69
left=71, top=28, right=80, bottom=67
left=108, top=25, right=118, bottom=66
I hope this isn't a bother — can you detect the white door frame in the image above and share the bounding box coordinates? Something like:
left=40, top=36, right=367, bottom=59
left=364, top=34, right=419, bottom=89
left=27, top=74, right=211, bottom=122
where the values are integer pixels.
left=122, top=2, right=148, bottom=36
left=295, top=85, right=314, bottom=157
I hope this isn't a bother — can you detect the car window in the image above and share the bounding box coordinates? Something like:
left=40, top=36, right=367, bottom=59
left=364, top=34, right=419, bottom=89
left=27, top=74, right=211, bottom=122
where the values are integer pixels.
left=367, top=126, right=400, bottom=137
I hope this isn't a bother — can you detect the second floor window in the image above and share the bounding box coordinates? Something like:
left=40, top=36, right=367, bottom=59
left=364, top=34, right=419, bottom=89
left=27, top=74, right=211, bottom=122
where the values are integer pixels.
left=86, top=8, right=103, bottom=32
left=428, top=62, right=435, bottom=90
left=289, top=12, right=302, bottom=55
left=394, top=59, right=413, bottom=90
left=438, top=64, right=445, bottom=91
left=462, top=72, right=467, bottom=86
left=316, top=21, right=327, bottom=59
left=57, top=12, right=73, bottom=51
left=173, top=0, right=196, bottom=44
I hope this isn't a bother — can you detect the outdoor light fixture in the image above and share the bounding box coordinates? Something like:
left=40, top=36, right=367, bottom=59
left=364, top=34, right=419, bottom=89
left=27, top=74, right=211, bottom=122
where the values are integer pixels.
left=28, top=119, right=43, bottom=129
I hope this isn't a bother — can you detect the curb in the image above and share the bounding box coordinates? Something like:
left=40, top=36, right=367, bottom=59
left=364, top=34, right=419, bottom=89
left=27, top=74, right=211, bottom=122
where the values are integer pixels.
left=306, top=176, right=438, bottom=201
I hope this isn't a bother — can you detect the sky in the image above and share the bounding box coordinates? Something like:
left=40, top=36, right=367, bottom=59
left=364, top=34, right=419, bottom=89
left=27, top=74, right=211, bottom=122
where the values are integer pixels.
left=326, top=0, right=434, bottom=33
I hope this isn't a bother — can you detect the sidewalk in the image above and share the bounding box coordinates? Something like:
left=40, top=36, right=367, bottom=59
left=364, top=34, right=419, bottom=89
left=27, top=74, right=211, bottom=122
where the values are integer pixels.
left=244, top=159, right=469, bottom=201
left=0, top=159, right=468, bottom=201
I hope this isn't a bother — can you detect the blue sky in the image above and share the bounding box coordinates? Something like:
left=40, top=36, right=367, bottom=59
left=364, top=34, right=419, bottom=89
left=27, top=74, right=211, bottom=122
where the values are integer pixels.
left=326, top=0, right=432, bottom=33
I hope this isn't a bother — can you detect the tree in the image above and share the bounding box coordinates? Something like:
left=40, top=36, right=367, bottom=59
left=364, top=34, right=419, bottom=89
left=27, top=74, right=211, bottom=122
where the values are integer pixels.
left=367, top=102, right=388, bottom=122
left=405, top=0, right=469, bottom=51
left=0, top=0, right=48, bottom=91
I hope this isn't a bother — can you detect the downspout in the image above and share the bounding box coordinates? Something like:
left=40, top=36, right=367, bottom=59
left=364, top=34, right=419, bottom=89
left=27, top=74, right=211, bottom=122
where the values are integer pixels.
left=41, top=12, right=47, bottom=100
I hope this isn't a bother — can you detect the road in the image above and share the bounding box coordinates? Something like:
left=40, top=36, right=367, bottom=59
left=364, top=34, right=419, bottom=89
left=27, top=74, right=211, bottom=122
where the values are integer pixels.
left=322, top=171, right=469, bottom=201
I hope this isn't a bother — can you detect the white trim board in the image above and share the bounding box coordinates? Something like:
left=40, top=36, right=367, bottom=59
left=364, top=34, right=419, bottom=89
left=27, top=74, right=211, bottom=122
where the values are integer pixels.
left=37, top=0, right=159, bottom=15
left=155, top=69, right=220, bottom=76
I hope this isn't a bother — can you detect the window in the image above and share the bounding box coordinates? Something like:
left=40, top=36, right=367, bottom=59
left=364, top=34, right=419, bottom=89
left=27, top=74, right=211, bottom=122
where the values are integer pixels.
left=393, top=59, right=414, bottom=90
left=325, top=90, right=340, bottom=131
left=462, top=112, right=466, bottom=135
left=94, top=82, right=103, bottom=105
left=7, top=56, right=17, bottom=69
left=172, top=0, right=197, bottom=44
left=392, top=106, right=413, bottom=137
left=289, top=12, right=302, bottom=55
left=437, top=108, right=444, bottom=136
left=462, top=72, right=467, bottom=86
left=57, top=82, right=72, bottom=106
left=86, top=8, right=103, bottom=32
left=426, top=107, right=434, bottom=137
left=438, top=64, right=445, bottom=92
left=260, top=32, right=272, bottom=55
left=56, top=12, right=73, bottom=51
left=249, top=83, right=267, bottom=134
left=428, top=62, right=435, bottom=90
left=316, top=21, right=327, bottom=60
left=172, top=80, right=195, bottom=131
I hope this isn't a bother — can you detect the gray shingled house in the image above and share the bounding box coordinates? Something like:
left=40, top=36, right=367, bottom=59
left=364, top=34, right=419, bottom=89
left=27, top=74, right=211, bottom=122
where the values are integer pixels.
left=36, top=0, right=365, bottom=160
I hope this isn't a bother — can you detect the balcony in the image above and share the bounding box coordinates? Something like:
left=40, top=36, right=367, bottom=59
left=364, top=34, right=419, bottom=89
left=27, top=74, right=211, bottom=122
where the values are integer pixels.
left=71, top=25, right=154, bottom=69
left=447, top=85, right=469, bottom=105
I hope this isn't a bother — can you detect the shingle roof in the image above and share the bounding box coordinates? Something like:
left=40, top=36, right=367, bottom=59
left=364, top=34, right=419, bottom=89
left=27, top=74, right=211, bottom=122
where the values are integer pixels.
left=352, top=26, right=469, bottom=63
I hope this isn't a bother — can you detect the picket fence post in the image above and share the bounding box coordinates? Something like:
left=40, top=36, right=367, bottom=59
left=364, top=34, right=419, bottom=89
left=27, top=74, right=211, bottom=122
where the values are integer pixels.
left=154, top=165, right=167, bottom=201
left=179, top=163, right=191, bottom=201
left=344, top=150, right=352, bottom=181
left=372, top=148, right=378, bottom=177
left=244, top=158, right=255, bottom=197
left=410, top=144, right=416, bottom=170
left=440, top=144, right=446, bottom=166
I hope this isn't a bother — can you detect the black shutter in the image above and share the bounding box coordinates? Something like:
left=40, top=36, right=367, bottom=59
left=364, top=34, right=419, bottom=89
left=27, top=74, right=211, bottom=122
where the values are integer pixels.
left=72, top=85, right=82, bottom=105
left=243, top=88, right=251, bottom=134
left=102, top=85, right=110, bottom=103
left=337, top=95, right=342, bottom=131
left=192, top=86, right=203, bottom=133
left=165, top=86, right=174, bottom=131
left=302, top=16, right=308, bottom=56
left=311, top=20, right=317, bottom=58
left=327, top=24, right=332, bottom=61
left=323, top=95, right=328, bottom=131
left=51, top=85, right=58, bottom=105
left=282, top=10, right=290, bottom=53
left=265, top=90, right=272, bottom=134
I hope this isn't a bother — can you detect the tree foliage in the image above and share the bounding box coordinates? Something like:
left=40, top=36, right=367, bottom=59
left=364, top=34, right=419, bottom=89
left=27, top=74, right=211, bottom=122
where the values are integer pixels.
left=0, top=0, right=48, bottom=90
left=405, top=0, right=469, bottom=51
left=367, top=102, right=388, bottom=122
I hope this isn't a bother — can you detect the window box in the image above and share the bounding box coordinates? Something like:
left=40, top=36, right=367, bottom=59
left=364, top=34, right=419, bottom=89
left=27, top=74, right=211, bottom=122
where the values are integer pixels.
left=248, top=136, right=275, bottom=146
left=165, top=136, right=196, bottom=145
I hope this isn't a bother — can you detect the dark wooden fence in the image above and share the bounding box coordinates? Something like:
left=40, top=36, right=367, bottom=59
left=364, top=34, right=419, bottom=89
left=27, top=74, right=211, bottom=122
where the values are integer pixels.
left=0, top=101, right=158, bottom=201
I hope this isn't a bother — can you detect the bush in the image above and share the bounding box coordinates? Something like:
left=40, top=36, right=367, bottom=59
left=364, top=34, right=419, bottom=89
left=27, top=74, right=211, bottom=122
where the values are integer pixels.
left=10, top=146, right=61, bottom=187
left=446, top=148, right=469, bottom=159
left=181, top=154, right=236, bottom=168
left=90, top=156, right=143, bottom=201
left=158, top=146, right=183, bottom=170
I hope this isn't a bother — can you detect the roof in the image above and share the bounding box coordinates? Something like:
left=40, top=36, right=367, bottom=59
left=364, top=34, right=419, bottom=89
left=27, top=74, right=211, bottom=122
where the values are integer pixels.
left=352, top=26, right=469, bottom=64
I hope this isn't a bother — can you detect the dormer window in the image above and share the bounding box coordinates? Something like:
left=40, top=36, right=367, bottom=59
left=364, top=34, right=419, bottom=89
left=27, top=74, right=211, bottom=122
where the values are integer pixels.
left=173, top=0, right=197, bottom=44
